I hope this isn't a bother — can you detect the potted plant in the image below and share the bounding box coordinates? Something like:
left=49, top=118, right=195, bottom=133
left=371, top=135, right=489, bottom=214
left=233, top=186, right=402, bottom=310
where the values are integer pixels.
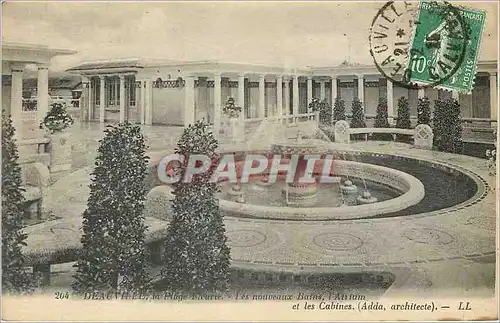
left=221, top=98, right=244, bottom=143
left=222, top=97, right=242, bottom=119
left=41, top=102, right=74, bottom=134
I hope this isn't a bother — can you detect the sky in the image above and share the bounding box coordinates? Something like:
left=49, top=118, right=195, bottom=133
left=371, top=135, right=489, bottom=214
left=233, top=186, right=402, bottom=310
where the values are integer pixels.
left=2, top=1, right=498, bottom=72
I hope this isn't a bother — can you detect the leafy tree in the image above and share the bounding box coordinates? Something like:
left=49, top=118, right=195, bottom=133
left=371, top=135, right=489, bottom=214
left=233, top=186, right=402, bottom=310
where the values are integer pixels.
left=373, top=98, right=392, bottom=140
left=309, top=98, right=332, bottom=126
left=433, top=98, right=463, bottom=153
left=395, top=96, right=412, bottom=142
left=333, top=97, right=346, bottom=122
left=2, top=111, right=34, bottom=294
left=417, top=97, right=431, bottom=126
left=73, top=123, right=151, bottom=293
left=161, top=119, right=230, bottom=294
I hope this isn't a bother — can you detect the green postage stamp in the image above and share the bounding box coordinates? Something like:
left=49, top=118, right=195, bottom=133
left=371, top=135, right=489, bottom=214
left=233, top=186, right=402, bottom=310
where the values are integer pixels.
left=408, top=1, right=486, bottom=94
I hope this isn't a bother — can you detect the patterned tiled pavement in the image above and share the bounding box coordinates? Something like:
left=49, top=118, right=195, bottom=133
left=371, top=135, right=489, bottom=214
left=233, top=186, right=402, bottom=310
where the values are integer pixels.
left=23, top=124, right=497, bottom=296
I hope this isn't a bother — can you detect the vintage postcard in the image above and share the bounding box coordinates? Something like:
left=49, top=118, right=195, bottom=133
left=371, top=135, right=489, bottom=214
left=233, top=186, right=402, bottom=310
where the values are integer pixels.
left=1, top=0, right=498, bottom=321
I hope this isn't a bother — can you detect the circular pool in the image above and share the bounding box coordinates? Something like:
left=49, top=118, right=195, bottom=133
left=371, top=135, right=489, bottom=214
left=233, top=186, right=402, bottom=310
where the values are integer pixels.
left=146, top=142, right=482, bottom=222
left=218, top=159, right=425, bottom=220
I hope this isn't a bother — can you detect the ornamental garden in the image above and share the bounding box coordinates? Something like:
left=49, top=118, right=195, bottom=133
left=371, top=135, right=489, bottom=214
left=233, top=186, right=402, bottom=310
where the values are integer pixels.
left=1, top=93, right=497, bottom=297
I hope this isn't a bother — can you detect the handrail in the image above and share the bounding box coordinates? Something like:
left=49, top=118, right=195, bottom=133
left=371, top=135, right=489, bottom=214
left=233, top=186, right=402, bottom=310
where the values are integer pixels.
left=349, top=127, right=414, bottom=135
left=342, top=114, right=497, bottom=123
left=244, top=112, right=317, bottom=123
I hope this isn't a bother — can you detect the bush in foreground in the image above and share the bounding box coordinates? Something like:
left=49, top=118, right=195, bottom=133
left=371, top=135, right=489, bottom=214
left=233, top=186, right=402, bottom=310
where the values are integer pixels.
left=72, top=123, right=151, bottom=293
left=161, top=119, right=230, bottom=294
left=2, top=111, right=34, bottom=294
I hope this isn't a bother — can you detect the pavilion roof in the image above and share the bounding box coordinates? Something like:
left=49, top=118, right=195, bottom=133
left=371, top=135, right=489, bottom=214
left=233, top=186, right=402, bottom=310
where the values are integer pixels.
left=66, top=58, right=145, bottom=71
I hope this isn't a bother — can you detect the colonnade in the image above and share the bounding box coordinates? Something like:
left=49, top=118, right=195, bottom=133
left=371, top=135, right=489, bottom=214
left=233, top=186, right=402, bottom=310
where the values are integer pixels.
left=9, top=63, right=49, bottom=135
left=80, top=71, right=498, bottom=128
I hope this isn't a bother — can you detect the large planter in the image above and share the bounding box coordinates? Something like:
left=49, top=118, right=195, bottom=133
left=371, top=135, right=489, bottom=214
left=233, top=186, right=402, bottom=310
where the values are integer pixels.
left=49, top=129, right=72, bottom=175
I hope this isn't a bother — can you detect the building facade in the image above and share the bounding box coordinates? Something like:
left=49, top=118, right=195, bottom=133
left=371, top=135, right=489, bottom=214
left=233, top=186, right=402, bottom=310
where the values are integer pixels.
left=68, top=58, right=498, bottom=131
left=2, top=42, right=77, bottom=138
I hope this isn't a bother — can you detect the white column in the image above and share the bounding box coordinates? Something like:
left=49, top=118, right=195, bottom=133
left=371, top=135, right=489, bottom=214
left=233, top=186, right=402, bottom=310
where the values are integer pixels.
left=320, top=81, right=326, bottom=100
left=140, top=80, right=146, bottom=124
left=418, top=88, right=425, bottom=98
left=490, top=73, right=497, bottom=126
left=214, top=73, right=222, bottom=132
left=284, top=78, right=290, bottom=115
left=119, top=75, right=126, bottom=123
left=451, top=91, right=459, bottom=100
left=81, top=76, right=90, bottom=121
left=357, top=74, right=364, bottom=106
left=307, top=77, right=313, bottom=104
left=99, top=75, right=106, bottom=123
left=88, top=77, right=93, bottom=121
left=276, top=76, right=283, bottom=116
left=387, top=79, right=394, bottom=122
left=331, top=76, right=338, bottom=117
left=292, top=75, right=299, bottom=115
left=114, top=77, right=119, bottom=106
left=145, top=80, right=152, bottom=125
left=36, top=64, right=49, bottom=123
left=258, top=75, right=265, bottom=118
left=10, top=64, right=24, bottom=137
left=184, top=76, right=195, bottom=127
left=238, top=74, right=245, bottom=119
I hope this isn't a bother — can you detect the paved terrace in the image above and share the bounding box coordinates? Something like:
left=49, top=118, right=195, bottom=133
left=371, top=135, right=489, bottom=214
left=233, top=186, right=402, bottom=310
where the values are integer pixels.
left=22, top=123, right=497, bottom=297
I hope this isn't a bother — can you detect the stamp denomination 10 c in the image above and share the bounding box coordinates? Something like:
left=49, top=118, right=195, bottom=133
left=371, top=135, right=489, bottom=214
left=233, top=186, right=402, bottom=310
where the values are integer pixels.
left=408, top=1, right=486, bottom=94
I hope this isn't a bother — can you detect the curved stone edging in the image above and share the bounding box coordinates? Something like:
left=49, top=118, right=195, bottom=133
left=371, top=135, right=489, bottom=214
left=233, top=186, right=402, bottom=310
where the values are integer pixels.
left=219, top=160, right=425, bottom=220
left=30, top=141, right=494, bottom=273
left=328, top=148, right=490, bottom=221
left=145, top=142, right=490, bottom=223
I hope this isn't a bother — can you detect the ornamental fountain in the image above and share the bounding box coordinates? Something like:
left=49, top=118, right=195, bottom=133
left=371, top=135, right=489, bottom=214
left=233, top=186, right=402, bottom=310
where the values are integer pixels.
left=220, top=130, right=400, bottom=213
left=271, top=131, right=336, bottom=207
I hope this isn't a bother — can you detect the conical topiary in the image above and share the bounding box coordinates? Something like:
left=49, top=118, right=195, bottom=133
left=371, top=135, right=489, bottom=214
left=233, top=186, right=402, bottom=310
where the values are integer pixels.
left=72, top=123, right=151, bottom=293
left=417, top=97, right=431, bottom=126
left=161, top=119, right=230, bottom=294
left=2, top=110, right=34, bottom=294
left=333, top=97, right=346, bottom=122
left=373, top=98, right=392, bottom=140
left=350, top=98, right=366, bottom=140
left=395, top=96, right=411, bottom=142
left=309, top=98, right=332, bottom=126
left=433, top=98, right=462, bottom=153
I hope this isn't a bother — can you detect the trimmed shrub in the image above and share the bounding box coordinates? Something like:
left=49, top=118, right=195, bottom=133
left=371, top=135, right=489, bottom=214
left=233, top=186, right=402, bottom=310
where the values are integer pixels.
left=2, top=111, right=34, bottom=294
left=350, top=98, right=366, bottom=140
left=333, top=97, right=346, bottom=122
left=395, top=96, right=412, bottom=142
left=373, top=98, right=393, bottom=141
left=161, top=119, right=230, bottom=294
left=433, top=98, right=463, bottom=153
left=417, top=97, right=431, bottom=126
left=309, top=98, right=332, bottom=126
left=72, top=123, right=151, bottom=293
